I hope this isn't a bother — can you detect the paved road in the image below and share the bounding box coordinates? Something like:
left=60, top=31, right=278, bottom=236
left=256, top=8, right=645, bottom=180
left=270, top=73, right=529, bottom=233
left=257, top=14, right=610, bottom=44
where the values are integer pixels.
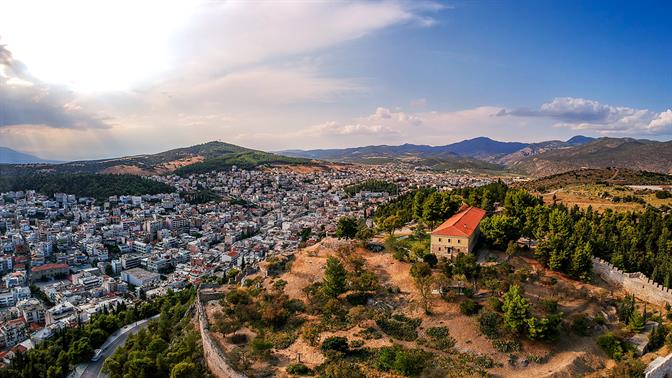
left=73, top=314, right=159, bottom=378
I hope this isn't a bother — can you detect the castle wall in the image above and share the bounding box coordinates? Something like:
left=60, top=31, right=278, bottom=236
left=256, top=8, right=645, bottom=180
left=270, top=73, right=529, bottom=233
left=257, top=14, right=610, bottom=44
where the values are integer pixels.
left=593, top=258, right=672, bottom=307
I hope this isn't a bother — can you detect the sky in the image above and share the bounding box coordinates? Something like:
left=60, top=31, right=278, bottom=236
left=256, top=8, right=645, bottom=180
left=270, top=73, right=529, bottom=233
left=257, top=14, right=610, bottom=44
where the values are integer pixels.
left=0, top=0, right=671, bottom=161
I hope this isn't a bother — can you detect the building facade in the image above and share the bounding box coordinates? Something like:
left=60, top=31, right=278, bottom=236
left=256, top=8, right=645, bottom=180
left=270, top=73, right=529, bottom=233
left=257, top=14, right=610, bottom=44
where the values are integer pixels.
left=430, top=206, right=486, bottom=258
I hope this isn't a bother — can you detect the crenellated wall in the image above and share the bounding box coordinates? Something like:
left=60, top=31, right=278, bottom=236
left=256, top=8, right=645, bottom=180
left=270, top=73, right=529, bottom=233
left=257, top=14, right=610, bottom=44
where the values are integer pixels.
left=593, top=257, right=672, bottom=307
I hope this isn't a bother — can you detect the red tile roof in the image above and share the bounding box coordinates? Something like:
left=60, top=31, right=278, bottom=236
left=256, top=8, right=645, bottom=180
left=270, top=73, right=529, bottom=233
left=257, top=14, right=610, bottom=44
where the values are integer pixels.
left=431, top=206, right=486, bottom=238
left=31, top=263, right=69, bottom=273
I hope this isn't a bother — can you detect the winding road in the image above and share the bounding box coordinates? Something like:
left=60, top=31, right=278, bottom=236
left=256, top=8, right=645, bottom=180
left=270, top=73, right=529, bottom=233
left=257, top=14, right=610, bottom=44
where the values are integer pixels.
left=70, top=314, right=160, bottom=378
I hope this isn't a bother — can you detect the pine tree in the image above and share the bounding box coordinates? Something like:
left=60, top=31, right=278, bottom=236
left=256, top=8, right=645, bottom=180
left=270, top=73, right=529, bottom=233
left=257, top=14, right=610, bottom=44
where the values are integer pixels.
left=571, top=242, right=593, bottom=282
left=502, top=285, right=530, bottom=334
left=323, top=256, right=347, bottom=298
left=628, top=306, right=645, bottom=333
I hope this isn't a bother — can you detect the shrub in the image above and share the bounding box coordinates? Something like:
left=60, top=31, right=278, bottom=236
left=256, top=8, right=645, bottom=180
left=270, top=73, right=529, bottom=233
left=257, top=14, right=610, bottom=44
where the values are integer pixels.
left=321, top=336, right=349, bottom=353
left=460, top=299, right=481, bottom=316
left=492, top=339, right=521, bottom=353
left=358, top=327, right=382, bottom=340
left=375, top=345, right=431, bottom=376
left=376, top=314, right=421, bottom=341
left=251, top=336, right=273, bottom=359
left=610, top=354, right=645, bottom=378
left=345, top=292, right=370, bottom=306
left=286, top=363, right=312, bottom=375
left=598, top=332, right=627, bottom=361
left=479, top=311, right=503, bottom=339
left=527, top=354, right=545, bottom=364
left=655, top=191, right=671, bottom=199
left=488, top=297, right=503, bottom=312
left=423, top=326, right=456, bottom=351
left=571, top=314, right=592, bottom=336
left=539, top=299, right=558, bottom=314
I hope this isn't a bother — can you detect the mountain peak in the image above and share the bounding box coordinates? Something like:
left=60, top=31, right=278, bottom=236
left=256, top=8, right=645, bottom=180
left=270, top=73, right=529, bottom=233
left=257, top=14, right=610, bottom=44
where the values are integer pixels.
left=566, top=135, right=595, bottom=145
left=0, top=146, right=55, bottom=164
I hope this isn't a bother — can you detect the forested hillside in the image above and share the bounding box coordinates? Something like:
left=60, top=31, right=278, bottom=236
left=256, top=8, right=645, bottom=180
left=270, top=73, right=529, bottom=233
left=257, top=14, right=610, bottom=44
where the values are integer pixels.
left=0, top=173, right=174, bottom=201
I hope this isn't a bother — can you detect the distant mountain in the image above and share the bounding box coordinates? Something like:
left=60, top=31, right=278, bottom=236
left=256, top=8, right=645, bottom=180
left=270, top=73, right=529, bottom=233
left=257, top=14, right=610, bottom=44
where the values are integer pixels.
left=279, top=141, right=503, bottom=171
left=0, top=146, right=57, bottom=164
left=511, top=138, right=672, bottom=177
left=566, top=135, right=595, bottom=145
left=278, top=135, right=597, bottom=170
left=0, top=141, right=314, bottom=177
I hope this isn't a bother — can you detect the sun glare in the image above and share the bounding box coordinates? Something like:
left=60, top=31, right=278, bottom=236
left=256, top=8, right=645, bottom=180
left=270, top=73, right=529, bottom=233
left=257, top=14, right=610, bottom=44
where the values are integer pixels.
left=0, top=0, right=195, bottom=92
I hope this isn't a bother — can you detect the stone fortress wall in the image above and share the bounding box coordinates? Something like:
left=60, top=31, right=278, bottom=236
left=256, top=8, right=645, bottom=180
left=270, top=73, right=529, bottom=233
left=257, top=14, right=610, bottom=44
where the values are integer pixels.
left=196, top=284, right=246, bottom=378
left=593, top=257, right=672, bottom=307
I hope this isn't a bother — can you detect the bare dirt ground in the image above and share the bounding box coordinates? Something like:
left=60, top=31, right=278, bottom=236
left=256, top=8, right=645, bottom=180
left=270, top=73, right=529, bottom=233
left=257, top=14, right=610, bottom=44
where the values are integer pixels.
left=210, top=239, right=634, bottom=377
left=155, top=155, right=204, bottom=173
left=100, top=164, right=155, bottom=175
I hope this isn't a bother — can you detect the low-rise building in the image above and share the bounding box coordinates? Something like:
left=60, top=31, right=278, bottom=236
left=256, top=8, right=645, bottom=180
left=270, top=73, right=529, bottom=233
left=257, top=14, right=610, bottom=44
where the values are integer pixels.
left=121, top=267, right=160, bottom=288
left=430, top=206, right=486, bottom=257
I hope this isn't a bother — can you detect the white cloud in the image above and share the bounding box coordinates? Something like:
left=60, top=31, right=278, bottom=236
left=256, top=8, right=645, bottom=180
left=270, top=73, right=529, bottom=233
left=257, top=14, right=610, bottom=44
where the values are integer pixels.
left=648, top=110, right=672, bottom=133
left=502, top=97, right=671, bottom=135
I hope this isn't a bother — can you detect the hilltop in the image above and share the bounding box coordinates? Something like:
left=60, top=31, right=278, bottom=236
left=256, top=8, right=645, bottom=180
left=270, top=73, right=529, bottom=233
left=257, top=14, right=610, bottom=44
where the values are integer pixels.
left=510, top=138, right=672, bottom=177
left=0, top=141, right=314, bottom=177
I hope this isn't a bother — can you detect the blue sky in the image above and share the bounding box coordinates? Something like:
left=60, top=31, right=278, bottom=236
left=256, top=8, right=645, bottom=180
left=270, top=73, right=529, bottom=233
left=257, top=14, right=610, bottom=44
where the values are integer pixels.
left=0, top=0, right=670, bottom=159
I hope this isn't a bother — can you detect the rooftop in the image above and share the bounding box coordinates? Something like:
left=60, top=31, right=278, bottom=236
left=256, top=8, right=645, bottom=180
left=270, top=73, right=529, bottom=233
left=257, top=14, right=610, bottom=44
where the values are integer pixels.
left=431, top=206, right=486, bottom=238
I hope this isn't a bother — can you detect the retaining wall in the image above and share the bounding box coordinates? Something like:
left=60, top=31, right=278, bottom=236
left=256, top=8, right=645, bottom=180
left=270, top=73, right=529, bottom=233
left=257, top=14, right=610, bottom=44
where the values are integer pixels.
left=593, top=258, right=672, bottom=307
left=196, top=289, right=246, bottom=378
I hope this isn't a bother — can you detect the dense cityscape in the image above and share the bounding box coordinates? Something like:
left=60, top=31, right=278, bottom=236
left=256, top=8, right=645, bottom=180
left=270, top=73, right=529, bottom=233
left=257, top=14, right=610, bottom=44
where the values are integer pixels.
left=0, top=165, right=496, bottom=360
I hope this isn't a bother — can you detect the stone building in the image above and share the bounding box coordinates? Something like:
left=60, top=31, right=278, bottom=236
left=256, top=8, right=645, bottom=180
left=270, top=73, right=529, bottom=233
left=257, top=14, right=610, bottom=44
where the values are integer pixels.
left=430, top=206, right=486, bottom=258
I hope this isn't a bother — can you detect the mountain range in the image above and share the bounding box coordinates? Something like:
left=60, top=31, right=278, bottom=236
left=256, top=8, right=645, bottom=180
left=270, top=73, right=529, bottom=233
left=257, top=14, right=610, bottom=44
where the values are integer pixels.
left=2, top=135, right=672, bottom=178
left=278, top=136, right=596, bottom=169
left=0, top=146, right=59, bottom=164
left=279, top=135, right=672, bottom=177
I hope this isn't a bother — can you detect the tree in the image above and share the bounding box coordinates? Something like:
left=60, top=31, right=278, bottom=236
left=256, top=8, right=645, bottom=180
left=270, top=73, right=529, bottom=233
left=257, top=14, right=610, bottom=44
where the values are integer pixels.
left=170, top=362, right=197, bottom=378
left=505, top=240, right=518, bottom=261
left=381, top=214, right=404, bottom=236
left=571, top=242, right=593, bottom=281
left=502, top=285, right=529, bottom=334
left=628, top=307, right=645, bottom=333
left=335, top=216, right=360, bottom=239
left=321, top=336, right=349, bottom=353
left=479, top=214, right=521, bottom=249
left=410, top=262, right=434, bottom=314
left=323, top=256, right=347, bottom=297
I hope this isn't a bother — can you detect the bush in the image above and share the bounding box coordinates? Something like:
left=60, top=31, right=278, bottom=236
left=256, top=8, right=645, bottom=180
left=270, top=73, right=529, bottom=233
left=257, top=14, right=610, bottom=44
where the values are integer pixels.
left=345, top=292, right=370, bottom=306
left=422, top=326, right=455, bottom=351
left=375, top=345, right=431, bottom=376
left=527, top=354, right=545, bottom=364
left=479, top=311, right=503, bottom=339
left=539, top=299, right=558, bottom=314
left=571, top=314, right=592, bottom=336
left=656, top=191, right=671, bottom=199
left=321, top=336, right=349, bottom=353
left=376, top=314, right=421, bottom=341
left=598, top=332, right=627, bottom=361
left=492, top=339, right=521, bottom=353
left=286, top=362, right=312, bottom=375
left=488, top=297, right=503, bottom=312
left=610, top=354, right=645, bottom=378
left=460, top=299, right=481, bottom=316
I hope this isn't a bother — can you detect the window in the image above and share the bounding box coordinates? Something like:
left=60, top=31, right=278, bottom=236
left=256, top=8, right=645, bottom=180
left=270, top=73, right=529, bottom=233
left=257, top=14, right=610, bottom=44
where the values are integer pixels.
left=448, top=239, right=451, bottom=243
left=458, top=239, right=461, bottom=244
left=439, top=238, right=442, bottom=242
left=438, top=247, right=441, bottom=251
